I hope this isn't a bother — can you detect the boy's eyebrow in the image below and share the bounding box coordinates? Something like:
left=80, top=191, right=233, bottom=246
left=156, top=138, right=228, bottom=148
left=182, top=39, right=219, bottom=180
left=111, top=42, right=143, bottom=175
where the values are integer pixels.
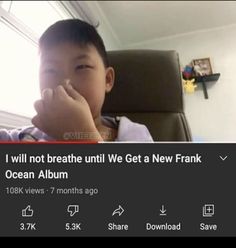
left=41, top=59, right=58, bottom=64
left=41, top=54, right=91, bottom=64
left=73, top=54, right=91, bottom=61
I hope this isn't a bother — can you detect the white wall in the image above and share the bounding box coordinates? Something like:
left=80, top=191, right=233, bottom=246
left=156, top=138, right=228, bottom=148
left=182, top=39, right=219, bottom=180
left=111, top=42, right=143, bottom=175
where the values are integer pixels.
left=86, top=1, right=121, bottom=51
left=125, top=24, right=236, bottom=141
left=97, top=22, right=120, bottom=51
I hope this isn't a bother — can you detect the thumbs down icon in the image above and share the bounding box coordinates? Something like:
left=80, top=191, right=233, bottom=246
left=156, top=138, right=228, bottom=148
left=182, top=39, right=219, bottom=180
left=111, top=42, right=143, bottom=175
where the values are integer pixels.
left=67, top=205, right=79, bottom=217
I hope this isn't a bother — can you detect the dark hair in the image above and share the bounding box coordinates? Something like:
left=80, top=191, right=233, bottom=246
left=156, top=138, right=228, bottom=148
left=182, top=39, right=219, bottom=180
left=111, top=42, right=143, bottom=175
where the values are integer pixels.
left=39, top=19, right=109, bottom=67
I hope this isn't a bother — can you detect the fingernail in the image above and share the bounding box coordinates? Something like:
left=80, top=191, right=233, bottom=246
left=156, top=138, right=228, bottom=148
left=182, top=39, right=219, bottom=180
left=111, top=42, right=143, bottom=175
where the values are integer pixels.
left=64, top=79, right=70, bottom=85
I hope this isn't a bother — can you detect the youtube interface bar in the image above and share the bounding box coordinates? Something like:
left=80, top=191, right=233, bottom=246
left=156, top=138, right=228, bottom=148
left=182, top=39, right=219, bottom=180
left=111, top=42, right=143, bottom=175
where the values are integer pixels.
left=0, top=143, right=235, bottom=237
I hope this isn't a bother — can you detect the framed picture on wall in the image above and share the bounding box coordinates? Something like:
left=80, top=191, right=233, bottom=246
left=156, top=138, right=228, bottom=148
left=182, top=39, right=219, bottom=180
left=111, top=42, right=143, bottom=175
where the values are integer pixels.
left=192, top=58, right=213, bottom=76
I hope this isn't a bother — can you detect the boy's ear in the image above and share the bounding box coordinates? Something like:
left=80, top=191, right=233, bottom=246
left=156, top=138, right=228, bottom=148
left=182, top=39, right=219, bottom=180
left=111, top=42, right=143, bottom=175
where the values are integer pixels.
left=105, top=67, right=115, bottom=93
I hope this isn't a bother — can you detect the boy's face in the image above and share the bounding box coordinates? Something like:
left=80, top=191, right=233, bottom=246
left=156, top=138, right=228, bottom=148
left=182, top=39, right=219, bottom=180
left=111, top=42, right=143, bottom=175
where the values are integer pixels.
left=39, top=42, right=114, bottom=121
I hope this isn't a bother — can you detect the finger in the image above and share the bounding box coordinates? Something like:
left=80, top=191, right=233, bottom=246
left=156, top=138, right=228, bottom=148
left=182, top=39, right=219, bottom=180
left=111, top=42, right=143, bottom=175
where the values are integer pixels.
left=64, top=83, right=83, bottom=101
left=31, top=115, right=44, bottom=131
left=34, top=99, right=45, bottom=115
left=54, top=85, right=69, bottom=99
left=42, top=88, right=53, bottom=103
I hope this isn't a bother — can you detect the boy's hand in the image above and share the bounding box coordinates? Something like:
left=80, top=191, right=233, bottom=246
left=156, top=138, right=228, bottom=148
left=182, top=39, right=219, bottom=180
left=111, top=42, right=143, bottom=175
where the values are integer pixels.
left=32, top=84, right=103, bottom=141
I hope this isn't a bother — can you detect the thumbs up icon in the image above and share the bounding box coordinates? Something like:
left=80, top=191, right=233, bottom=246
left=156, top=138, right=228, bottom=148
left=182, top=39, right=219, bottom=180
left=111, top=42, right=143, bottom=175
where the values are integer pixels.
left=22, top=205, right=34, bottom=217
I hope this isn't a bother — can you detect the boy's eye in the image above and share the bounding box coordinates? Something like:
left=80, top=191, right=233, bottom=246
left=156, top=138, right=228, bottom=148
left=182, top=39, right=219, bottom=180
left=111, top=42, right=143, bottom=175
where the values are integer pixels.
left=75, top=65, right=91, bottom=70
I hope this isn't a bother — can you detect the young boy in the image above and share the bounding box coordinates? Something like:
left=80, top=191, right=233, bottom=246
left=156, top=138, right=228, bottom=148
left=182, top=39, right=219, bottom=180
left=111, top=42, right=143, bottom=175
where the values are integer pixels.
left=0, top=19, right=153, bottom=142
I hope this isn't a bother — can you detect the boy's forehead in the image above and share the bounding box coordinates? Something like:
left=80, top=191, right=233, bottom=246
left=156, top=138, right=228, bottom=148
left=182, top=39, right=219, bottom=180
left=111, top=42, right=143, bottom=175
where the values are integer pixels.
left=40, top=42, right=98, bottom=62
